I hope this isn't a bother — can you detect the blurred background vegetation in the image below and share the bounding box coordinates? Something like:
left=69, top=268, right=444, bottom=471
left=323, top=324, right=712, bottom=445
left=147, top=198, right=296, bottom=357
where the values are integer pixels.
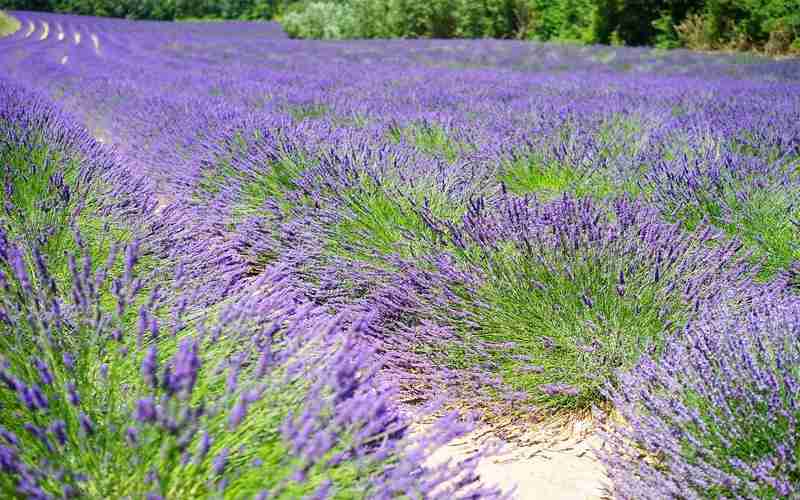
left=2, top=0, right=799, bottom=54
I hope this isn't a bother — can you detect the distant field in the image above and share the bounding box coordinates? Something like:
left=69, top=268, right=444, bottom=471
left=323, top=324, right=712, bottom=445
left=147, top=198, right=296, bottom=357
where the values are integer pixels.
left=1, top=11, right=800, bottom=499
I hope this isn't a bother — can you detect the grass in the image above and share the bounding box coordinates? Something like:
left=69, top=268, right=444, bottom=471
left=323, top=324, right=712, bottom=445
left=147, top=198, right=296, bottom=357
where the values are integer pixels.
left=447, top=238, right=682, bottom=410
left=0, top=11, right=20, bottom=38
left=389, top=123, right=462, bottom=162
left=499, top=116, right=647, bottom=201
left=232, top=154, right=311, bottom=221
left=288, top=103, right=329, bottom=121
left=499, top=155, right=621, bottom=200
left=324, top=174, right=459, bottom=265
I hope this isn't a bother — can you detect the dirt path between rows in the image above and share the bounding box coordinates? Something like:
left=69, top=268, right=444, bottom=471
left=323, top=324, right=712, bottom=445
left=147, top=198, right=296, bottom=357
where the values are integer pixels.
left=427, top=416, right=611, bottom=499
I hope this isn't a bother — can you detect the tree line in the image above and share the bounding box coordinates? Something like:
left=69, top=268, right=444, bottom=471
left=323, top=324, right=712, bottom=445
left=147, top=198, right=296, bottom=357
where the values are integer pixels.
left=282, top=0, right=799, bottom=53
left=3, top=0, right=799, bottom=53
left=1, top=0, right=291, bottom=20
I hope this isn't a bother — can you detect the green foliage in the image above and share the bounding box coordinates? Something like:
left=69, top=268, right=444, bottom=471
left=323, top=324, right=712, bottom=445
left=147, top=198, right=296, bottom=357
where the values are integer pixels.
left=232, top=154, right=311, bottom=221
left=521, top=0, right=595, bottom=42
left=499, top=156, right=618, bottom=200
left=0, top=123, right=163, bottom=303
left=608, top=0, right=660, bottom=45
left=282, top=0, right=598, bottom=41
left=653, top=12, right=683, bottom=49
left=499, top=116, right=646, bottom=201
left=646, top=138, right=800, bottom=281
left=325, top=174, right=458, bottom=264
left=0, top=245, right=362, bottom=497
left=0, top=11, right=20, bottom=37
left=2, top=0, right=299, bottom=21
left=282, top=2, right=357, bottom=39
left=673, top=0, right=800, bottom=53
left=389, top=122, right=462, bottom=161
left=1, top=130, right=95, bottom=279
left=4, top=0, right=796, bottom=52
left=346, top=0, right=396, bottom=38
left=663, top=179, right=800, bottom=282
left=278, top=0, right=796, bottom=54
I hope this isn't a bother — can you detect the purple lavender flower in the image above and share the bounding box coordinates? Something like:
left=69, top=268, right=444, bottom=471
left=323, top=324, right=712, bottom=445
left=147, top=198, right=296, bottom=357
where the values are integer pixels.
left=166, top=338, right=200, bottom=397
left=135, top=398, right=157, bottom=423
left=50, top=420, right=68, bottom=446
left=62, top=353, right=75, bottom=371
left=33, top=358, right=53, bottom=385
left=196, top=431, right=212, bottom=464
left=11, top=11, right=800, bottom=498
left=125, top=427, right=139, bottom=446
left=211, top=448, right=229, bottom=476
left=66, top=382, right=80, bottom=407
left=78, top=413, right=94, bottom=436
left=141, top=346, right=158, bottom=389
left=603, top=296, right=800, bottom=498
left=539, top=383, right=580, bottom=397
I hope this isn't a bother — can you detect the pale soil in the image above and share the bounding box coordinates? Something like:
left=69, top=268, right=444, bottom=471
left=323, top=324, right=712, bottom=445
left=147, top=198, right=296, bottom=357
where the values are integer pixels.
left=427, top=416, right=611, bottom=499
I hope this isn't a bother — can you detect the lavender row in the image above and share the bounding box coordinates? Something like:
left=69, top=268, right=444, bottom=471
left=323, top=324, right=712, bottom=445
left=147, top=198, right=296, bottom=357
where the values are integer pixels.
left=0, top=69, right=502, bottom=497
left=3, top=10, right=800, bottom=497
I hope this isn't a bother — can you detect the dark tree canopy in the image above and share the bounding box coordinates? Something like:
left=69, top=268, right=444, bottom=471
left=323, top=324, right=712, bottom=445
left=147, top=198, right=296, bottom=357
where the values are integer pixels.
left=2, top=0, right=799, bottom=53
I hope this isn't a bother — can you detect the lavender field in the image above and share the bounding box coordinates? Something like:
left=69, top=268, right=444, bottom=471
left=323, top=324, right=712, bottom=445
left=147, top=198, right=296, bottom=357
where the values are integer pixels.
left=2, top=10, right=800, bottom=499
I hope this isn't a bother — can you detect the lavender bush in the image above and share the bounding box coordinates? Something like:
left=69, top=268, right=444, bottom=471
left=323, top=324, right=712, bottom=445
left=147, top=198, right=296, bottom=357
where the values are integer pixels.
left=0, top=76, right=503, bottom=498
left=421, top=195, right=759, bottom=409
left=0, top=233, right=496, bottom=498
left=642, top=143, right=800, bottom=280
left=602, top=295, right=800, bottom=498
